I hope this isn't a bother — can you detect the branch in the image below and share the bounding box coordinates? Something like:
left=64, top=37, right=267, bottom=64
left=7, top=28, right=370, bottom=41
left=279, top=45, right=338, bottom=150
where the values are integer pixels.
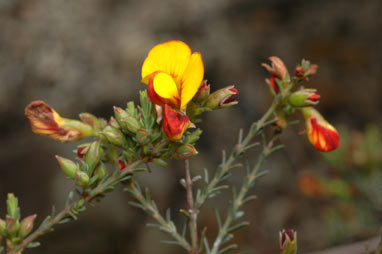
left=7, top=160, right=143, bottom=254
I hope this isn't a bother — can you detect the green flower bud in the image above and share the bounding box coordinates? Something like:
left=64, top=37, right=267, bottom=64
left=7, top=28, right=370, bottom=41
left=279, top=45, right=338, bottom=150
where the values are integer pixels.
left=95, top=163, right=107, bottom=179
left=114, top=106, right=140, bottom=134
left=205, top=85, right=238, bottom=110
left=153, top=158, right=168, bottom=168
left=102, top=126, right=127, bottom=147
left=7, top=194, right=20, bottom=220
left=0, top=219, right=6, bottom=234
left=19, top=214, right=37, bottom=238
left=75, top=171, right=89, bottom=186
left=193, top=80, right=210, bottom=102
left=55, top=156, right=78, bottom=179
left=288, top=89, right=320, bottom=107
left=79, top=112, right=99, bottom=129
left=135, top=129, right=151, bottom=145
left=85, top=141, right=101, bottom=173
left=109, top=117, right=120, bottom=129
left=6, top=217, right=19, bottom=236
left=173, top=144, right=198, bottom=160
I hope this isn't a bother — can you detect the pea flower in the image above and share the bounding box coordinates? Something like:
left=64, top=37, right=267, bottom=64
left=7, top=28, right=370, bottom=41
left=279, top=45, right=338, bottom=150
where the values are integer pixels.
left=302, top=107, right=339, bottom=152
left=141, top=40, right=204, bottom=110
left=162, top=105, right=190, bottom=141
left=25, top=100, right=94, bottom=141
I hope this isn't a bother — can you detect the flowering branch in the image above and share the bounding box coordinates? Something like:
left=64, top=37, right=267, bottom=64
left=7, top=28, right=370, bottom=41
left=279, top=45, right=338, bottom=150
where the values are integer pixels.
left=6, top=160, right=144, bottom=254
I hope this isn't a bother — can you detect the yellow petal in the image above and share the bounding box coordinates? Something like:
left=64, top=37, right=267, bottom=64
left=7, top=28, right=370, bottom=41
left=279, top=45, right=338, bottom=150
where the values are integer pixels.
left=141, top=41, right=191, bottom=83
left=180, top=52, right=204, bottom=109
left=153, top=72, right=180, bottom=106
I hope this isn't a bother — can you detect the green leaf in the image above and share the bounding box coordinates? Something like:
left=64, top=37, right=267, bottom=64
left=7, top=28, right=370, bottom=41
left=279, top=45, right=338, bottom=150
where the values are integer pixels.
left=218, top=244, right=237, bottom=253
left=27, top=242, right=41, bottom=248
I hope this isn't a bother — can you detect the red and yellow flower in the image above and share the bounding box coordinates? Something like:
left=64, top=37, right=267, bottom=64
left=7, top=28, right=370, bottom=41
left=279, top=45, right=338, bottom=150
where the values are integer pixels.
left=141, top=40, right=204, bottom=110
left=141, top=40, right=204, bottom=141
left=25, top=100, right=94, bottom=141
left=302, top=107, right=339, bottom=152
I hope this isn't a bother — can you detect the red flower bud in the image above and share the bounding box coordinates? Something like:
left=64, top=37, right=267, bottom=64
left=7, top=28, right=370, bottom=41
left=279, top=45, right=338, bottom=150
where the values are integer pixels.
left=205, top=85, right=239, bottom=109
left=119, top=160, right=126, bottom=171
left=279, top=229, right=297, bottom=254
left=268, top=75, right=280, bottom=94
left=288, top=89, right=320, bottom=107
left=162, top=105, right=190, bottom=141
left=262, top=56, right=290, bottom=82
left=302, top=107, right=339, bottom=152
left=294, top=59, right=318, bottom=80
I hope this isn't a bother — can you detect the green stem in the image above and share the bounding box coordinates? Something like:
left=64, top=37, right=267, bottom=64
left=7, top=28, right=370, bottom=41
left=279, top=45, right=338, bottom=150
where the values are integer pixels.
left=210, top=137, right=278, bottom=254
left=7, top=160, right=143, bottom=254
left=125, top=182, right=192, bottom=252
left=195, top=96, right=280, bottom=209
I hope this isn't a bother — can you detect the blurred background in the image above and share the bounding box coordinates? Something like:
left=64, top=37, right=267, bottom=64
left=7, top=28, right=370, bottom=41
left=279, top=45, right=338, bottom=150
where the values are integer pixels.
left=0, top=0, right=381, bottom=253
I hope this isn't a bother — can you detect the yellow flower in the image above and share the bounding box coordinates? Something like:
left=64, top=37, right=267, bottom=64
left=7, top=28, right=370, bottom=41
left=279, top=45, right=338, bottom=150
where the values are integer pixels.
left=25, top=100, right=94, bottom=141
left=141, top=40, right=204, bottom=110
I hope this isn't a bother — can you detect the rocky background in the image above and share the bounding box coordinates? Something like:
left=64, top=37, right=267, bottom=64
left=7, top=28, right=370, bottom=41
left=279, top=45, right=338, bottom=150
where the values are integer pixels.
left=0, top=0, right=380, bottom=253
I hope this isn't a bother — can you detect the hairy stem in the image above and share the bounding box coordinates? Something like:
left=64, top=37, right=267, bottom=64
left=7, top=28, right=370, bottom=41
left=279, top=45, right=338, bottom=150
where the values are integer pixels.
left=7, top=160, right=143, bottom=254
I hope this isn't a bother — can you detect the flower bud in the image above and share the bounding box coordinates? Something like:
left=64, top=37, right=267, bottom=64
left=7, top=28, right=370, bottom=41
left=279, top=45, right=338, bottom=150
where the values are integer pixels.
left=262, top=56, right=290, bottom=82
left=25, top=101, right=94, bottom=141
left=79, top=113, right=99, bottom=129
left=7, top=193, right=20, bottom=220
left=94, top=163, right=107, bottom=179
left=294, top=59, right=318, bottom=80
left=6, top=217, right=19, bottom=236
left=109, top=117, right=120, bottom=129
left=173, top=144, right=198, bottom=160
left=162, top=105, right=190, bottom=141
left=76, top=143, right=90, bottom=159
left=273, top=115, right=288, bottom=131
left=193, top=80, right=210, bottom=102
left=279, top=229, right=297, bottom=254
left=102, top=126, right=127, bottom=147
left=153, top=158, right=168, bottom=168
left=85, top=141, right=101, bottom=172
left=55, top=155, right=78, bottom=179
left=119, top=160, right=126, bottom=171
left=205, top=85, right=238, bottom=110
left=114, top=106, right=140, bottom=134
left=19, top=214, right=37, bottom=237
left=75, top=171, right=89, bottom=186
left=266, top=75, right=280, bottom=94
left=0, top=219, right=6, bottom=234
left=301, top=107, right=339, bottom=152
left=288, top=89, right=320, bottom=107
left=136, top=129, right=151, bottom=145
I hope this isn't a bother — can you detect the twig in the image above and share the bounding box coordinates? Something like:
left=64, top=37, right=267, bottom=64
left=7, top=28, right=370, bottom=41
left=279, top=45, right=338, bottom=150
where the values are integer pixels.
left=184, top=159, right=199, bottom=254
left=7, top=160, right=143, bottom=254
left=125, top=181, right=192, bottom=252
left=210, top=136, right=280, bottom=254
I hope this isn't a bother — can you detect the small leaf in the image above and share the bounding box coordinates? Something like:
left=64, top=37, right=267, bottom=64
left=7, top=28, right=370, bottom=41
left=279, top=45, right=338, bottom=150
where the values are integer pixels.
left=214, top=208, right=222, bottom=229
left=227, top=221, right=250, bottom=233
left=218, top=244, right=237, bottom=253
left=27, top=242, right=41, bottom=248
